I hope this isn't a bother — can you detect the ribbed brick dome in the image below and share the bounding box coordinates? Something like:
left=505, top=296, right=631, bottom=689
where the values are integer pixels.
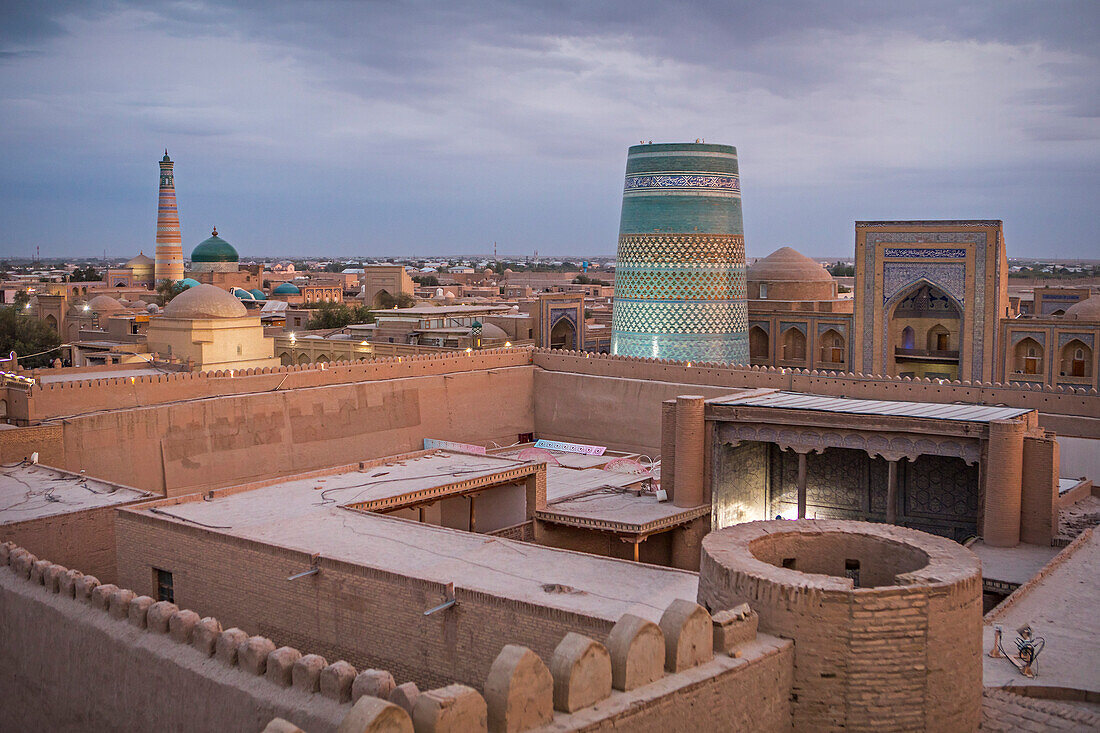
left=1064, top=295, right=1100, bottom=321
left=747, top=247, right=832, bottom=282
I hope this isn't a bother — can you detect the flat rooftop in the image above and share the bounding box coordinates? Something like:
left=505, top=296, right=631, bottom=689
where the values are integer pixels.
left=969, top=540, right=1061, bottom=586
left=33, top=365, right=162, bottom=384
left=491, top=446, right=701, bottom=533
left=984, top=528, right=1100, bottom=697
left=714, top=390, right=1032, bottom=423
left=492, top=445, right=646, bottom=470
left=371, top=305, right=513, bottom=315
left=130, top=453, right=699, bottom=623
left=539, top=484, right=708, bottom=535
left=0, top=463, right=152, bottom=523
left=331, top=451, right=537, bottom=511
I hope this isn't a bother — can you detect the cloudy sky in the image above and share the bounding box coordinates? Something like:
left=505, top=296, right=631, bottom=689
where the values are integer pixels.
left=1, top=1, right=1098, bottom=259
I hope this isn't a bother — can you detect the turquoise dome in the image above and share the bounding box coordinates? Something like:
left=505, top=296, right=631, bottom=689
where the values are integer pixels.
left=179, top=278, right=201, bottom=289
left=232, top=287, right=254, bottom=300
left=249, top=289, right=267, bottom=300
left=273, top=282, right=300, bottom=295
left=191, top=228, right=239, bottom=263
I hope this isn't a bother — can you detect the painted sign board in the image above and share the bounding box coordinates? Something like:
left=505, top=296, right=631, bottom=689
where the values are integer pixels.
left=424, top=438, right=487, bottom=455
left=534, top=439, right=606, bottom=456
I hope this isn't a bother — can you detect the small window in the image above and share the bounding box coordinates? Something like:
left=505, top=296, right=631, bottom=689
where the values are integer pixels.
left=155, top=568, right=174, bottom=603
left=759, top=283, right=768, bottom=299
left=845, top=559, right=861, bottom=587
left=782, top=557, right=796, bottom=569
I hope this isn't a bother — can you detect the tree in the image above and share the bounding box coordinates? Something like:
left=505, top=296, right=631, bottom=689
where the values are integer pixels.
left=376, top=292, right=416, bottom=309
left=0, top=306, right=62, bottom=369
left=413, top=275, right=439, bottom=287
left=306, top=302, right=375, bottom=330
left=69, top=266, right=100, bottom=282
left=155, top=279, right=187, bottom=304
left=827, top=262, right=855, bottom=277
left=573, top=275, right=608, bottom=286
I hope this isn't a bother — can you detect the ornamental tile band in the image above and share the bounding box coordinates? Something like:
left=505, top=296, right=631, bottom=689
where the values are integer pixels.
left=624, top=173, right=740, bottom=195
left=883, top=247, right=967, bottom=259
left=611, top=143, right=748, bottom=364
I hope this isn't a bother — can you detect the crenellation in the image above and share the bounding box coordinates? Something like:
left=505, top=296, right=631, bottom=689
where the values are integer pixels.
left=107, top=587, right=135, bottom=618
left=321, top=661, right=358, bottom=702
left=89, top=582, right=119, bottom=610
left=169, top=608, right=201, bottom=643
left=127, top=595, right=155, bottom=627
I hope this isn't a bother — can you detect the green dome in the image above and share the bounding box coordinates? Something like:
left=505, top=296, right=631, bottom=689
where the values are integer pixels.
left=273, top=282, right=300, bottom=295
left=179, top=278, right=201, bottom=289
left=232, top=287, right=254, bottom=300
left=249, top=289, right=267, bottom=300
left=191, top=228, right=239, bottom=263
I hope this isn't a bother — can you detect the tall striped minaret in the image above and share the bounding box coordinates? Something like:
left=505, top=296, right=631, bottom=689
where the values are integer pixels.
left=154, top=150, right=184, bottom=283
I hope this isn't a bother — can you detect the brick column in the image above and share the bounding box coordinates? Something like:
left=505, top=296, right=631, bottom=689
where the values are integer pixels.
left=660, top=400, right=677, bottom=500
left=983, top=419, right=1026, bottom=547
left=673, top=396, right=705, bottom=508
left=1020, top=433, right=1058, bottom=546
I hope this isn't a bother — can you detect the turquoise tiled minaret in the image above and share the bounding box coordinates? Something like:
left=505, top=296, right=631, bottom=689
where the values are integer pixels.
left=610, top=142, right=748, bottom=362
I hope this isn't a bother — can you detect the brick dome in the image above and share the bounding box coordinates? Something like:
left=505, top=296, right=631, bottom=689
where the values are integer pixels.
left=87, top=295, right=125, bottom=313
left=124, top=252, right=154, bottom=268
left=1064, top=295, right=1100, bottom=321
left=162, top=283, right=248, bottom=319
left=747, top=247, right=832, bottom=283
left=746, top=247, right=837, bottom=301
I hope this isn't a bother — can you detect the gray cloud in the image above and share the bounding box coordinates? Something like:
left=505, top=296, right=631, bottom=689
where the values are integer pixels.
left=0, top=1, right=1097, bottom=258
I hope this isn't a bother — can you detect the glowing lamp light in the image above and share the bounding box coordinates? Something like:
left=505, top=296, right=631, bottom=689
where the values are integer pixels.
left=359, top=341, right=368, bottom=346
left=465, top=347, right=473, bottom=353
left=83, top=305, right=90, bottom=312
left=504, top=341, right=511, bottom=347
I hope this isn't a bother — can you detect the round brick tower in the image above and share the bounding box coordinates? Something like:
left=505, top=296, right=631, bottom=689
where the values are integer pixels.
left=610, top=142, right=748, bottom=363
left=698, top=520, right=983, bottom=732
left=154, top=151, right=185, bottom=283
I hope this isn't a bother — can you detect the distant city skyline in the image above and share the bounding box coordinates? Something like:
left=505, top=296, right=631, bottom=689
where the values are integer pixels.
left=1, top=2, right=1098, bottom=259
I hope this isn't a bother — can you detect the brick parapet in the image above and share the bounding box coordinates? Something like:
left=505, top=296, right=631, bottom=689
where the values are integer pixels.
left=530, top=348, right=1099, bottom=419
left=0, top=539, right=353, bottom=731
left=14, top=345, right=1099, bottom=426
left=2, top=531, right=792, bottom=732
left=19, top=347, right=533, bottom=423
